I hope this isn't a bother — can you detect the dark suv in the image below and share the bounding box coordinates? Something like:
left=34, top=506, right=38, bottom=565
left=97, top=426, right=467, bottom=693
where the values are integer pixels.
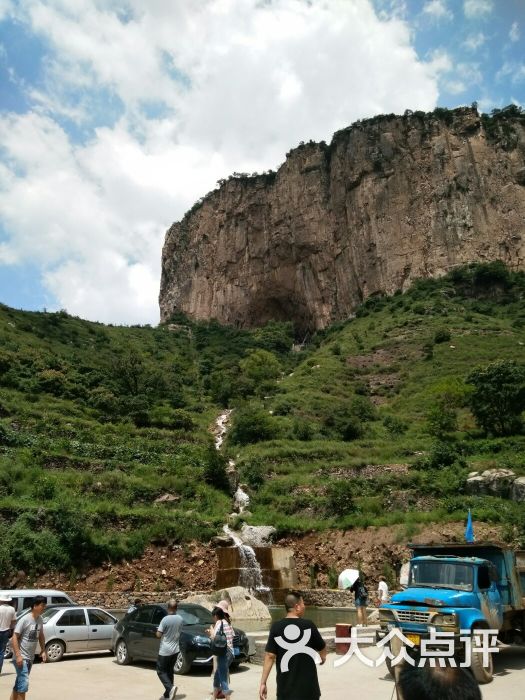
left=111, top=603, right=250, bottom=674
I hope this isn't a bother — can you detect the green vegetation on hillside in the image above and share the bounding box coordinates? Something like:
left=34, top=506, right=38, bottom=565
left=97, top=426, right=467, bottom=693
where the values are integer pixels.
left=228, top=262, right=525, bottom=541
left=0, top=308, right=294, bottom=581
left=2, top=261, right=525, bottom=582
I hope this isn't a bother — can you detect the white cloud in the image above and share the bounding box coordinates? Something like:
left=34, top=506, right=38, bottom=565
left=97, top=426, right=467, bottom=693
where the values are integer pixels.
left=0, top=0, right=12, bottom=22
left=426, top=49, right=453, bottom=76
left=463, top=0, right=493, bottom=19
left=509, top=22, right=520, bottom=42
left=0, top=0, right=440, bottom=324
left=463, top=32, right=486, bottom=51
left=456, top=62, right=483, bottom=85
left=422, top=0, right=453, bottom=21
left=496, top=61, right=525, bottom=84
left=444, top=80, right=467, bottom=94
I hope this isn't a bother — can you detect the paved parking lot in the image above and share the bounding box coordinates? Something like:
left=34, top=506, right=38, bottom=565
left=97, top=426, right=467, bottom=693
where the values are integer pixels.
left=1, top=647, right=524, bottom=699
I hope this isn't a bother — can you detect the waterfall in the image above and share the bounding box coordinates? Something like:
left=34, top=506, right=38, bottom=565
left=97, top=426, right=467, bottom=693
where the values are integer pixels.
left=215, top=412, right=273, bottom=602
left=223, top=524, right=271, bottom=598
left=214, top=410, right=232, bottom=450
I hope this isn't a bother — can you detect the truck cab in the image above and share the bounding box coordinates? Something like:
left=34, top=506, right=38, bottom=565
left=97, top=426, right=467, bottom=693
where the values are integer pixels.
left=378, top=543, right=525, bottom=684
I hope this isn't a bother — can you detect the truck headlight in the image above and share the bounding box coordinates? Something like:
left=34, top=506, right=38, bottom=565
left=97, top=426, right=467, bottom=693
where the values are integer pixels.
left=193, top=635, right=211, bottom=646
left=431, top=613, right=457, bottom=627
left=379, top=609, right=395, bottom=623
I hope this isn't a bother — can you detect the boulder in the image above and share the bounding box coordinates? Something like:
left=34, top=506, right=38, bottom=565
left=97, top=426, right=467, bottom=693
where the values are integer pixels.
left=211, top=535, right=234, bottom=547
left=239, top=525, right=276, bottom=547
left=182, top=585, right=271, bottom=620
left=511, top=476, right=525, bottom=502
left=466, top=469, right=516, bottom=497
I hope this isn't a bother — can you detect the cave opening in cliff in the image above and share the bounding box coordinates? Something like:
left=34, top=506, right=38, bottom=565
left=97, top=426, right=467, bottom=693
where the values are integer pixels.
left=247, top=295, right=314, bottom=338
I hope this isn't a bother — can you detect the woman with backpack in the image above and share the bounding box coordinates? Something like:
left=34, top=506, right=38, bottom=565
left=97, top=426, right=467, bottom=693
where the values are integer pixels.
left=350, top=576, right=369, bottom=627
left=209, top=606, right=234, bottom=699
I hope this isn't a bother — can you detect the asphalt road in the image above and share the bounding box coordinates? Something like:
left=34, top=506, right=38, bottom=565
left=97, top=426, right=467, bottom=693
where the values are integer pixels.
left=0, top=647, right=524, bottom=699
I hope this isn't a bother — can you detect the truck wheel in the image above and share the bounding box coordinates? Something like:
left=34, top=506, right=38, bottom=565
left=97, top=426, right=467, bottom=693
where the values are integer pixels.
left=470, top=631, right=494, bottom=684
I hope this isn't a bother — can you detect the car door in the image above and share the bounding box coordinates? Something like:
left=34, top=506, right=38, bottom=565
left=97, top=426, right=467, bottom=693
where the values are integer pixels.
left=53, top=608, right=89, bottom=652
left=87, top=609, right=117, bottom=651
left=137, top=606, right=164, bottom=660
left=126, top=606, right=154, bottom=659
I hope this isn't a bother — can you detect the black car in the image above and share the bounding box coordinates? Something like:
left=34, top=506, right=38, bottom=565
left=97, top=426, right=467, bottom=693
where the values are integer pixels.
left=111, top=603, right=250, bottom=673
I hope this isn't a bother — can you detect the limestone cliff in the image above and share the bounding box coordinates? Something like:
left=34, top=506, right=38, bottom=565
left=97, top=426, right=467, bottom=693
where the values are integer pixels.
left=159, top=107, right=525, bottom=331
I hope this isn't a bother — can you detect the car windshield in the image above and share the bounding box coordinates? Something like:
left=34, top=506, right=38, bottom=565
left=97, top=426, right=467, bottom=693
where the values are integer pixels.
left=179, top=606, right=214, bottom=625
left=409, top=561, right=473, bottom=591
left=41, top=607, right=65, bottom=622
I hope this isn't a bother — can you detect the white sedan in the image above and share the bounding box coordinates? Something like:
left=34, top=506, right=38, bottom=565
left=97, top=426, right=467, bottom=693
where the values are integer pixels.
left=13, top=606, right=118, bottom=662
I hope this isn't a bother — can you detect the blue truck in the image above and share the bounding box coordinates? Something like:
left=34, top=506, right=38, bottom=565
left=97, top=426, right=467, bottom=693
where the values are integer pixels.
left=378, top=542, right=525, bottom=683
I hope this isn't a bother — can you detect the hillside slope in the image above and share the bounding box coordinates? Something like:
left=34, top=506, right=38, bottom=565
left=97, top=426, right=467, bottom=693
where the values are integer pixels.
left=229, top=263, right=525, bottom=542
left=2, top=262, right=525, bottom=588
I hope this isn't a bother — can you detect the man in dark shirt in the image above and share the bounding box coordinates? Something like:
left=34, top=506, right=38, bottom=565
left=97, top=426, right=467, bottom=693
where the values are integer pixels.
left=259, top=592, right=327, bottom=700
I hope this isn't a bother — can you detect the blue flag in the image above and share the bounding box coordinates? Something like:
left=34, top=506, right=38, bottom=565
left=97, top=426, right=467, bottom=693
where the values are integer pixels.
left=465, top=509, right=475, bottom=543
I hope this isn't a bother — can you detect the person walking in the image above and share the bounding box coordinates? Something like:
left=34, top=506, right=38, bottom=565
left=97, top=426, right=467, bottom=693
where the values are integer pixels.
left=210, top=600, right=231, bottom=700
left=259, top=592, right=327, bottom=700
left=156, top=599, right=183, bottom=700
left=127, top=598, right=142, bottom=614
left=350, top=576, right=369, bottom=626
left=209, top=606, right=234, bottom=699
left=0, top=594, right=16, bottom=676
left=10, top=595, right=47, bottom=700
left=376, top=575, right=390, bottom=606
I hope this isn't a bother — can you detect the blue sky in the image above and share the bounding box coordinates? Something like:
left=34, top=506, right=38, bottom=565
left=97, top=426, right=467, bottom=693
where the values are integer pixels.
left=0, top=0, right=523, bottom=324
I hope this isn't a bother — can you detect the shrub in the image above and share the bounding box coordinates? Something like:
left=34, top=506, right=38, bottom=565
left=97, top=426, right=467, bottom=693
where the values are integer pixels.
left=434, top=328, right=451, bottom=344
left=32, top=476, right=57, bottom=500
left=422, top=341, right=434, bottom=360
left=240, top=461, right=266, bottom=490
left=326, top=480, right=355, bottom=517
left=466, top=360, right=525, bottom=436
left=148, top=406, right=196, bottom=431
left=273, top=398, right=293, bottom=416
left=292, top=419, right=314, bottom=441
left=88, top=387, right=119, bottom=416
left=383, top=414, right=408, bottom=437
left=340, top=416, right=364, bottom=441
left=229, top=405, right=280, bottom=445
left=209, top=370, right=235, bottom=407
left=426, top=404, right=458, bottom=438
left=203, top=447, right=230, bottom=491
left=350, top=396, right=377, bottom=422
left=37, top=369, right=68, bottom=396
left=239, top=349, right=282, bottom=394
left=415, top=442, right=466, bottom=470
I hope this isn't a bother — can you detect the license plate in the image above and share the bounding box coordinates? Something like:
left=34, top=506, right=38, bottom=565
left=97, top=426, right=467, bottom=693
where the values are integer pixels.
left=233, top=647, right=240, bottom=656
left=405, top=634, right=420, bottom=646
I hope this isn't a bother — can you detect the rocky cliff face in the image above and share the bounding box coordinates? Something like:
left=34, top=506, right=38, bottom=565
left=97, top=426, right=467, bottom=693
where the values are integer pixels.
left=160, top=107, right=525, bottom=331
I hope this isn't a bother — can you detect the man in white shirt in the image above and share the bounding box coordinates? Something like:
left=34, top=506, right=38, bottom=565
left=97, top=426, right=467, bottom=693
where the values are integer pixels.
left=156, top=599, right=183, bottom=700
left=0, top=594, right=16, bottom=675
left=377, top=576, right=390, bottom=605
left=10, top=595, right=47, bottom=699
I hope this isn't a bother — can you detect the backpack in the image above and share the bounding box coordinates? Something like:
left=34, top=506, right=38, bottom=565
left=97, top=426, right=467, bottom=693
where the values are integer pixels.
left=211, top=621, right=228, bottom=657
left=354, top=580, right=368, bottom=600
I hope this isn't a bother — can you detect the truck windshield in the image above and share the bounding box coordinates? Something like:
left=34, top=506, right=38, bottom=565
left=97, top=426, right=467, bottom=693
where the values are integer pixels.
left=409, top=561, right=473, bottom=591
